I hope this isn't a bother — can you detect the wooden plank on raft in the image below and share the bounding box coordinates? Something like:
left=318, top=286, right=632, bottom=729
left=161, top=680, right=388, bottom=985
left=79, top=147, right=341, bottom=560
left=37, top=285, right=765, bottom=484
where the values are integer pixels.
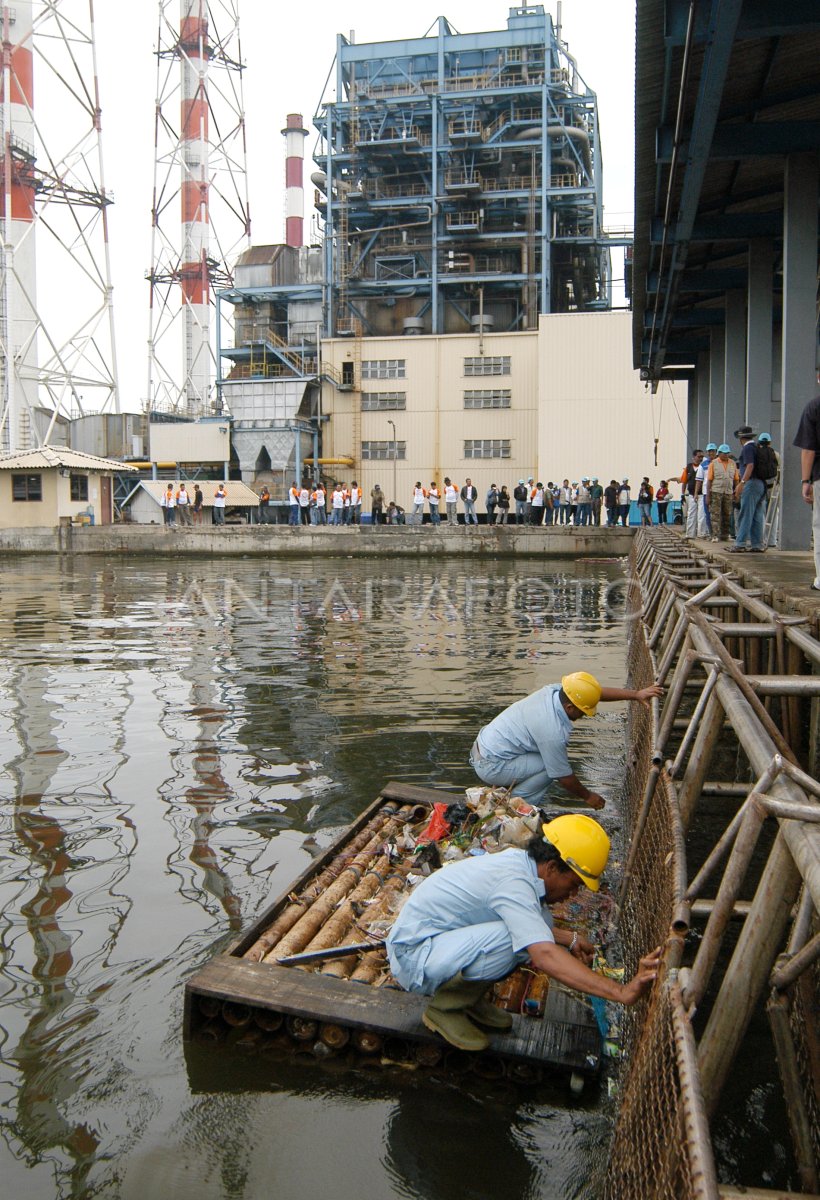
left=185, top=957, right=600, bottom=1071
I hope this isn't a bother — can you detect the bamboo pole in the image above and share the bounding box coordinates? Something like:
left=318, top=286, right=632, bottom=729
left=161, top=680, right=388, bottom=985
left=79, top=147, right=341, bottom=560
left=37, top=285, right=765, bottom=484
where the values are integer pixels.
left=264, top=815, right=411, bottom=962
left=243, top=804, right=405, bottom=961
left=682, top=797, right=767, bottom=1010
left=669, top=981, right=721, bottom=1200
left=685, top=764, right=780, bottom=902
left=320, top=862, right=413, bottom=979
left=352, top=1029, right=382, bottom=1054
left=676, top=692, right=725, bottom=831
left=669, top=667, right=720, bottom=779
left=697, top=831, right=802, bottom=1118
left=770, top=932, right=820, bottom=991
left=293, top=849, right=396, bottom=960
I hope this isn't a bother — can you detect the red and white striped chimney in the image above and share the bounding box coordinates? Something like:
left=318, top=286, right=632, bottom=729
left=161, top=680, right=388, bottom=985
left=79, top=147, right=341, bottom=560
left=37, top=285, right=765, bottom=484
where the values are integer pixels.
left=1, top=1, right=38, bottom=451
left=179, top=0, right=210, bottom=413
left=282, top=113, right=308, bottom=249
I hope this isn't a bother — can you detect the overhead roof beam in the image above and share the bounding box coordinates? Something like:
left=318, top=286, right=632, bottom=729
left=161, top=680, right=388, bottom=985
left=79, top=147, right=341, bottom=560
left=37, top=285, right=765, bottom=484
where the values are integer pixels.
left=647, top=267, right=747, bottom=293
left=644, top=308, right=726, bottom=330
left=650, top=212, right=784, bottom=243
left=650, top=0, right=745, bottom=373
left=665, top=0, right=820, bottom=45
left=657, top=121, right=820, bottom=161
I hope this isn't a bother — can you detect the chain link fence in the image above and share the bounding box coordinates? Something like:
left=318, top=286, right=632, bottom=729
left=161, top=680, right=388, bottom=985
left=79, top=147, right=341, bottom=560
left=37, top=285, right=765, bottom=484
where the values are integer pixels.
left=603, top=550, right=718, bottom=1199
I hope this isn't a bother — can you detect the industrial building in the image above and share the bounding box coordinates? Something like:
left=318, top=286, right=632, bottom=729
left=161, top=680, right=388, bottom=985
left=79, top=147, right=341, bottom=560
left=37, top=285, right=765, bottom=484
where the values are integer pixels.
left=216, top=6, right=685, bottom=502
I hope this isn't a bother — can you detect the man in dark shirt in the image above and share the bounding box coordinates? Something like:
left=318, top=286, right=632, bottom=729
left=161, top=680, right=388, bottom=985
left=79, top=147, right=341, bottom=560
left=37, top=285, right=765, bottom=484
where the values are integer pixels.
left=793, top=394, right=820, bottom=590
left=729, top=425, right=766, bottom=553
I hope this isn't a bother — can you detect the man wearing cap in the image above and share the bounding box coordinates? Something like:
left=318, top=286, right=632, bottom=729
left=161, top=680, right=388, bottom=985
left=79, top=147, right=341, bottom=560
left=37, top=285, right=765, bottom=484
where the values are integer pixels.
left=513, top=479, right=528, bottom=525
left=386, top=815, right=663, bottom=1051
left=694, top=444, right=717, bottom=537
left=730, top=425, right=766, bottom=552
left=704, top=445, right=739, bottom=542
left=470, top=672, right=663, bottom=809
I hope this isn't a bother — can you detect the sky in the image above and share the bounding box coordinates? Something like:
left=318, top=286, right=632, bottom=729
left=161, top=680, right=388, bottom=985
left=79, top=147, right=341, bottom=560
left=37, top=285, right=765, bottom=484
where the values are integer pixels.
left=89, top=1, right=637, bottom=411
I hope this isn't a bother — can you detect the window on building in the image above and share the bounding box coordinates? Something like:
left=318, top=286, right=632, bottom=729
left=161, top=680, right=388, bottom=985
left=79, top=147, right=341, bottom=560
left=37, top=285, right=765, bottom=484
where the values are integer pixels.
left=361, top=359, right=406, bottom=380
left=464, top=439, right=511, bottom=459
left=362, top=441, right=407, bottom=461
left=70, top=474, right=89, bottom=502
left=11, top=473, right=42, bottom=501
left=463, top=356, right=511, bottom=377
left=463, top=389, right=512, bottom=409
left=361, top=392, right=407, bottom=411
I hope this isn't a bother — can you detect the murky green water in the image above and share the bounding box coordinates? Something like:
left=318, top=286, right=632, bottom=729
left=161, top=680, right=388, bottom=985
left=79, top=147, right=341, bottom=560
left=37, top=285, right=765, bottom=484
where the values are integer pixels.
left=0, top=556, right=632, bottom=1200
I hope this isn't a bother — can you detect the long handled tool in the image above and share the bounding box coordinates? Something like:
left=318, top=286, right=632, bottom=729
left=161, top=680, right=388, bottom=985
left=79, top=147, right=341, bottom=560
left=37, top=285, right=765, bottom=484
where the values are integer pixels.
left=276, top=939, right=387, bottom=967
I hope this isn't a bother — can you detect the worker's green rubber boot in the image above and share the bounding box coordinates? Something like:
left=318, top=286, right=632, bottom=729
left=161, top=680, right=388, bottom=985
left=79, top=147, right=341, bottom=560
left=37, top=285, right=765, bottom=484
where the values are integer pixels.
left=463, top=982, right=514, bottom=1031
left=422, top=974, right=490, bottom=1052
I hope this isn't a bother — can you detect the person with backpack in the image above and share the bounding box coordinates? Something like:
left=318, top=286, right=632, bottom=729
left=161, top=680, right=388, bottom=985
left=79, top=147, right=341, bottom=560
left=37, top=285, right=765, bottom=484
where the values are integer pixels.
left=730, top=425, right=767, bottom=552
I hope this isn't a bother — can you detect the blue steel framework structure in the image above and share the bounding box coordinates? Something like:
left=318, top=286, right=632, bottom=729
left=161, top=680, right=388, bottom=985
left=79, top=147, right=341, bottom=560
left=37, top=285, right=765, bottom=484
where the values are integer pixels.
left=313, top=6, right=613, bottom=336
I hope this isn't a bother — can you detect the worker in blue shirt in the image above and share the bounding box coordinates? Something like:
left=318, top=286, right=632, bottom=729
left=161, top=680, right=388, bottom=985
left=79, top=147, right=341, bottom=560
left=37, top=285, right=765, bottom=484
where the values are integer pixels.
left=470, top=671, right=662, bottom=809
left=386, top=814, right=662, bottom=1051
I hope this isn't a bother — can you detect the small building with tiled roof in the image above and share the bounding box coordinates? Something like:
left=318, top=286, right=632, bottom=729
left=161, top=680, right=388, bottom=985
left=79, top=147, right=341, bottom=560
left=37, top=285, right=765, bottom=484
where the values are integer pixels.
left=0, top=446, right=137, bottom=528
left=125, top=479, right=261, bottom=524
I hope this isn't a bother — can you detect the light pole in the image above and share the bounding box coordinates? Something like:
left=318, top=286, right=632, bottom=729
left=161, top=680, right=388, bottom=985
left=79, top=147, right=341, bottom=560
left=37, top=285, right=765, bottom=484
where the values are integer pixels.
left=387, top=419, right=397, bottom=508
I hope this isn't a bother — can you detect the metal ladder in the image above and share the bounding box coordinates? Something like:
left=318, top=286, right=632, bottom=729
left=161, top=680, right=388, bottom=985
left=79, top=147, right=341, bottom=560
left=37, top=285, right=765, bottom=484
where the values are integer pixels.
left=763, top=477, right=780, bottom=547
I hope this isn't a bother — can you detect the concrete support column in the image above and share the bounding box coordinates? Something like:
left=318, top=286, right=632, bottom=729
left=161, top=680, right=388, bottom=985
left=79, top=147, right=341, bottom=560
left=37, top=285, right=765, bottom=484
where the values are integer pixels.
left=709, top=329, right=725, bottom=444
left=746, top=240, right=774, bottom=435
left=687, top=371, right=699, bottom=453
left=779, top=153, right=819, bottom=550
left=723, top=289, right=746, bottom=441
left=696, top=352, right=710, bottom=449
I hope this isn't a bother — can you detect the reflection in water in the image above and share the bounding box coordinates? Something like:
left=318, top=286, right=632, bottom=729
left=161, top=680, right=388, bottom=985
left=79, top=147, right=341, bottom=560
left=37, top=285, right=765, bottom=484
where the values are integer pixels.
left=0, top=557, right=628, bottom=1199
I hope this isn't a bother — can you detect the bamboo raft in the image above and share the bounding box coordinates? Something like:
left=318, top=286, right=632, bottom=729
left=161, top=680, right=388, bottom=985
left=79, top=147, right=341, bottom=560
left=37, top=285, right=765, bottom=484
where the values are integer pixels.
left=184, top=781, right=602, bottom=1083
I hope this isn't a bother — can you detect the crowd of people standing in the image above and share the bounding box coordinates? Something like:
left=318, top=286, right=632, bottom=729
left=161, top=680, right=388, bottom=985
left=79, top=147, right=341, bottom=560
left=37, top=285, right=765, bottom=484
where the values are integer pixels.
left=679, top=425, right=779, bottom=551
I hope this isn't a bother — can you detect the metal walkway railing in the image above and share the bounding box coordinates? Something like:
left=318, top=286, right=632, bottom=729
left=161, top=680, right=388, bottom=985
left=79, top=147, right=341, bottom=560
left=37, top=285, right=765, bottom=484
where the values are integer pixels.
left=604, top=528, right=820, bottom=1199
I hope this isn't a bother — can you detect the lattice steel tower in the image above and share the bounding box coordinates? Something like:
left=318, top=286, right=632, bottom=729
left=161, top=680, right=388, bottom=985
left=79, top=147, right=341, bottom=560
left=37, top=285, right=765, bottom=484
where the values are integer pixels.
left=147, top=0, right=250, bottom=418
left=0, top=0, right=120, bottom=452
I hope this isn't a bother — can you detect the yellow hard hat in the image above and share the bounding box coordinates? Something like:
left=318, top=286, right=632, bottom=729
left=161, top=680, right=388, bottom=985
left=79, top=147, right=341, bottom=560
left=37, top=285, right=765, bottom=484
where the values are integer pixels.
left=541, top=814, right=611, bottom=892
left=560, top=671, right=602, bottom=716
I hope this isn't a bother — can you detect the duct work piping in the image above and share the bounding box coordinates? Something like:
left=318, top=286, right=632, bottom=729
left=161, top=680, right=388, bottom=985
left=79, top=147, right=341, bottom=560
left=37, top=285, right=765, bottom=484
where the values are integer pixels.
left=513, top=125, right=593, bottom=179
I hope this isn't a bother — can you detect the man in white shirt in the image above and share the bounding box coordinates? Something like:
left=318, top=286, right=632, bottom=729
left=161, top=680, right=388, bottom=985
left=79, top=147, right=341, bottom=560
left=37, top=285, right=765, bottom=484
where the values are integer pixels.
left=460, top=478, right=478, bottom=525
left=444, top=476, right=459, bottom=525
left=176, top=483, right=191, bottom=526
left=693, top=444, right=717, bottom=537
left=213, top=484, right=227, bottom=525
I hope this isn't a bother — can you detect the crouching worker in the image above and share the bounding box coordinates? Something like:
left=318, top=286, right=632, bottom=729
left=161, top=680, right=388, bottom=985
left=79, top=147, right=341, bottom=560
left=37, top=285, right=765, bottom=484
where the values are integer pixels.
left=470, top=671, right=663, bottom=810
left=386, top=815, right=662, bottom=1052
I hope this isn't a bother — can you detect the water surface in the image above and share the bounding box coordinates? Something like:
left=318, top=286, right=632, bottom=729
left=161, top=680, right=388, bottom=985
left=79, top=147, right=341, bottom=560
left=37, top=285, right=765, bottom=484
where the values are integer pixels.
left=0, top=556, right=631, bottom=1199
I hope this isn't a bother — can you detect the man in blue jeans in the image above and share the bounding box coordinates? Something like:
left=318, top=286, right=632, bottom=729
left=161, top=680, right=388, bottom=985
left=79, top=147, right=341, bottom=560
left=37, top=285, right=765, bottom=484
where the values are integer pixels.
left=730, top=424, right=766, bottom=552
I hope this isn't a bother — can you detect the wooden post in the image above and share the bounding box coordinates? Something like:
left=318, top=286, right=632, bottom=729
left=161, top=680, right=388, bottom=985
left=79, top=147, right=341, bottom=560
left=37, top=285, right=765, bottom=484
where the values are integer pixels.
left=697, top=831, right=802, bottom=1118
left=683, top=797, right=767, bottom=1009
left=676, top=692, right=725, bottom=830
